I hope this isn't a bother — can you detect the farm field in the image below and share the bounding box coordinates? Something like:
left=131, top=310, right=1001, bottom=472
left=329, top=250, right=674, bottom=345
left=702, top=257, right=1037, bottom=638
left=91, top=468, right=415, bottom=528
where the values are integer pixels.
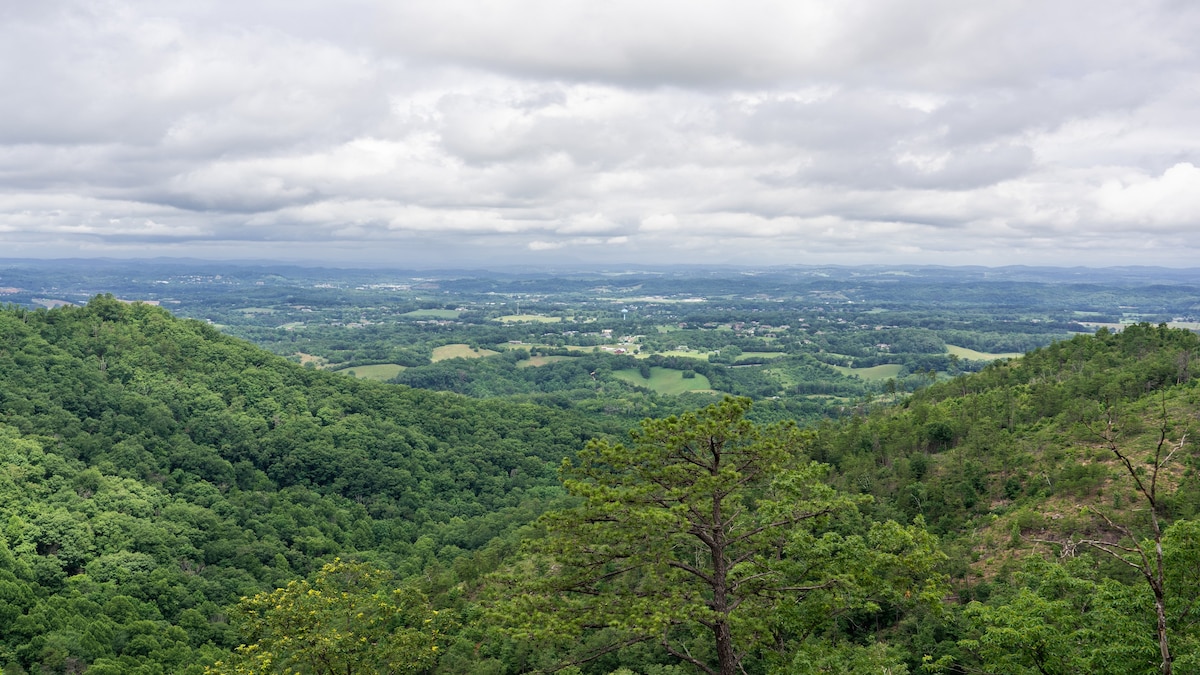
left=401, top=309, right=460, bottom=319
left=497, top=314, right=563, bottom=323
left=945, top=344, right=1023, bottom=361
left=831, top=363, right=905, bottom=380
left=613, top=366, right=715, bottom=395
left=517, top=355, right=573, bottom=368
left=432, top=344, right=499, bottom=361
left=333, top=364, right=406, bottom=380
left=738, top=351, right=787, bottom=360
left=526, top=344, right=607, bottom=353
left=642, top=349, right=712, bottom=360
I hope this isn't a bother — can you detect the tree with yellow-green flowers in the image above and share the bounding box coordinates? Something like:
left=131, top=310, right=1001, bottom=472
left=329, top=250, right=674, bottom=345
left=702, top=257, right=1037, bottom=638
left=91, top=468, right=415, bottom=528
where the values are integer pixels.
left=206, top=559, right=454, bottom=675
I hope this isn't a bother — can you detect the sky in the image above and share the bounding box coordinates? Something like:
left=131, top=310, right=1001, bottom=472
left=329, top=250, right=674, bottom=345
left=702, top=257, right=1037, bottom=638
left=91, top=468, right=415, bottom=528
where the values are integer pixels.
left=2, top=0, right=1200, bottom=268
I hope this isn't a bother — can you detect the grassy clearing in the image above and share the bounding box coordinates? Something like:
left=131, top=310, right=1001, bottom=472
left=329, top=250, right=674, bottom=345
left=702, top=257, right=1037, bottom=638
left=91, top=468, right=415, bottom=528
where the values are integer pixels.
left=650, top=349, right=713, bottom=360
left=612, top=366, right=714, bottom=395
left=614, top=296, right=708, bottom=304
left=236, top=307, right=277, bottom=315
left=332, top=364, right=407, bottom=381
left=761, top=367, right=797, bottom=388
left=831, top=364, right=905, bottom=381
left=739, top=351, right=787, bottom=360
left=295, top=352, right=326, bottom=367
left=527, top=344, right=606, bottom=353
left=517, top=356, right=574, bottom=368
left=497, top=314, right=563, bottom=323
left=432, top=344, right=499, bottom=362
left=401, top=309, right=460, bottom=319
left=946, top=345, right=1023, bottom=361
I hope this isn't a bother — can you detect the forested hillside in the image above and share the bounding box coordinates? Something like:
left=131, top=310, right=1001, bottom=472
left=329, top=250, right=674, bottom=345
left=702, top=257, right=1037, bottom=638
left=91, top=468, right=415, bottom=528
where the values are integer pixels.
left=814, top=322, right=1200, bottom=674
left=3, top=298, right=1200, bottom=674
left=0, top=297, right=629, bottom=673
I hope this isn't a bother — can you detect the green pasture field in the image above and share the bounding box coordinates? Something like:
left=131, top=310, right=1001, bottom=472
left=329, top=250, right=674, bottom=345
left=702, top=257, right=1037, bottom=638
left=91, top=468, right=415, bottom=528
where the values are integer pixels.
left=738, top=351, right=787, bottom=360
left=831, top=364, right=905, bottom=381
left=236, top=307, right=277, bottom=315
left=401, top=309, right=460, bottom=319
left=332, top=364, right=407, bottom=381
left=517, top=355, right=574, bottom=368
left=432, top=344, right=499, bottom=362
left=497, top=314, right=564, bottom=323
left=613, top=366, right=714, bottom=395
left=527, top=344, right=606, bottom=353
left=613, top=296, right=708, bottom=304
left=946, top=345, right=1023, bottom=361
left=643, top=349, right=713, bottom=360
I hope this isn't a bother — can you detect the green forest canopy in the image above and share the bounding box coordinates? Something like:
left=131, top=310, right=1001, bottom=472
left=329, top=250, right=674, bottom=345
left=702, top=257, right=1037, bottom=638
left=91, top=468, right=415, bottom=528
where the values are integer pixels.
left=2, top=298, right=1200, bottom=673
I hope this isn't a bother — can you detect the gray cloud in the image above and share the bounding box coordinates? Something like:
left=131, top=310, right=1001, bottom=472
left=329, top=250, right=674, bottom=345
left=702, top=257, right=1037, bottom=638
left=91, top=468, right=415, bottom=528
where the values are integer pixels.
left=2, top=0, right=1200, bottom=266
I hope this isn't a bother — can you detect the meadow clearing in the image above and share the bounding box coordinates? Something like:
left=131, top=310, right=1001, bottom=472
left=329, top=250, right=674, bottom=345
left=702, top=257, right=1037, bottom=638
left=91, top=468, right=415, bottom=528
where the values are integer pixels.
left=613, top=366, right=714, bottom=395
left=945, top=344, right=1023, bottom=361
left=432, top=344, right=499, bottom=361
left=333, top=364, right=407, bottom=380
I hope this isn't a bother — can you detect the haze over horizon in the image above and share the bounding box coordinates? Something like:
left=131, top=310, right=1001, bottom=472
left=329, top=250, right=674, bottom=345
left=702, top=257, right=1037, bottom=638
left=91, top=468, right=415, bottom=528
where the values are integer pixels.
left=3, top=1, right=1199, bottom=267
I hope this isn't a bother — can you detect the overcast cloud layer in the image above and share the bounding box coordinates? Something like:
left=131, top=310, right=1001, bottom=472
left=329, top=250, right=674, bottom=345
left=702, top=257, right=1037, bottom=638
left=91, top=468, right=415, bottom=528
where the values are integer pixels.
left=2, top=0, right=1200, bottom=266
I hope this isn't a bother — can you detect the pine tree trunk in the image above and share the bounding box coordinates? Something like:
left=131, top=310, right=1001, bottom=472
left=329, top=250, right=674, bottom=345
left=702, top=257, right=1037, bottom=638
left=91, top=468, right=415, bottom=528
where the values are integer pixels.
left=713, top=620, right=737, bottom=675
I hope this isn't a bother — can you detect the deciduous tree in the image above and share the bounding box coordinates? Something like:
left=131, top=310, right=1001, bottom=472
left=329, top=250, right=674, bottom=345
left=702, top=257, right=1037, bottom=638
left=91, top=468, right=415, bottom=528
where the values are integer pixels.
left=207, top=559, right=453, bottom=675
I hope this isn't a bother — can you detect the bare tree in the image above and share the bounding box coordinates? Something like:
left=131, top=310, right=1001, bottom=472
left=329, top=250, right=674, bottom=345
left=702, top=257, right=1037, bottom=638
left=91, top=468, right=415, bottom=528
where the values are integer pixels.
left=1074, top=399, right=1188, bottom=675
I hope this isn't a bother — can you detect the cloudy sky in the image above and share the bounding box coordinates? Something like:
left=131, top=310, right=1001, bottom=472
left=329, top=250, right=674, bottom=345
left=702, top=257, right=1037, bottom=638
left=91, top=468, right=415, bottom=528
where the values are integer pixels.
left=3, top=1, right=1200, bottom=267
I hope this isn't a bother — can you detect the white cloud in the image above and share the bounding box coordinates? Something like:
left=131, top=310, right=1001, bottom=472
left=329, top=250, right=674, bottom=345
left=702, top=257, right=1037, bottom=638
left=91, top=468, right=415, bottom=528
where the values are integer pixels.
left=1095, top=163, right=1200, bottom=228
left=557, top=213, right=624, bottom=235
left=3, top=0, right=1200, bottom=266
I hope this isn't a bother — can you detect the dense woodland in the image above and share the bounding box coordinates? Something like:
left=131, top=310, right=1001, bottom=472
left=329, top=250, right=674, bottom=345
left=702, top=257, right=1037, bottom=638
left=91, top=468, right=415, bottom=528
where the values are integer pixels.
left=3, top=294, right=1200, bottom=673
